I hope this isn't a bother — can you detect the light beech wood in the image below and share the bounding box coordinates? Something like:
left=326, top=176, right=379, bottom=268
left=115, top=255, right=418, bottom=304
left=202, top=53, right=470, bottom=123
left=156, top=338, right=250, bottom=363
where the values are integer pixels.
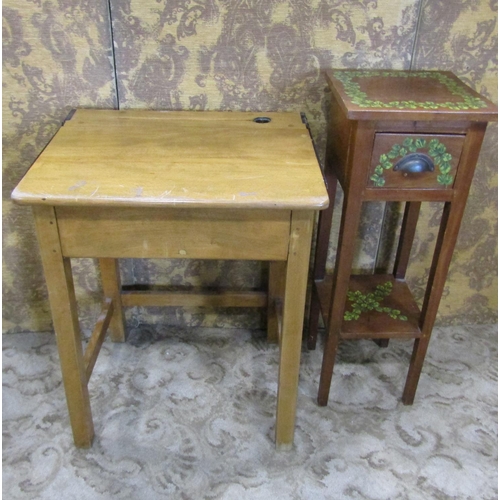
left=267, top=261, right=287, bottom=343
left=32, top=205, right=94, bottom=448
left=275, top=211, right=314, bottom=450
left=56, top=207, right=291, bottom=261
left=14, top=110, right=328, bottom=450
left=99, top=259, right=126, bottom=342
left=121, top=289, right=267, bottom=308
left=12, top=110, right=328, bottom=210
left=275, top=299, right=284, bottom=346
left=83, top=298, right=114, bottom=382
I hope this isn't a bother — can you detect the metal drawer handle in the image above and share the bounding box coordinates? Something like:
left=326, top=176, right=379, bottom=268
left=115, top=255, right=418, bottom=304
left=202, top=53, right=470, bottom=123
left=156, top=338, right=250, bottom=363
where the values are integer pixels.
left=393, top=153, right=434, bottom=174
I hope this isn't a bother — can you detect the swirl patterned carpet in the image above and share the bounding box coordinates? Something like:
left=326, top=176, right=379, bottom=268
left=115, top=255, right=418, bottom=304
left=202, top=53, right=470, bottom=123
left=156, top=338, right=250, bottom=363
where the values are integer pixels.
left=3, top=324, right=497, bottom=499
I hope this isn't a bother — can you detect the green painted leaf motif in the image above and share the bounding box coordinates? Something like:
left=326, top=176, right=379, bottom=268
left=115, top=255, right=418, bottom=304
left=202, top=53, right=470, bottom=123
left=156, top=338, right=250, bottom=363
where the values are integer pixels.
left=433, top=153, right=444, bottom=164
left=344, top=281, right=408, bottom=322
left=439, top=163, right=451, bottom=174
left=437, top=173, right=454, bottom=186
left=333, top=70, right=487, bottom=110
left=371, top=136, right=453, bottom=188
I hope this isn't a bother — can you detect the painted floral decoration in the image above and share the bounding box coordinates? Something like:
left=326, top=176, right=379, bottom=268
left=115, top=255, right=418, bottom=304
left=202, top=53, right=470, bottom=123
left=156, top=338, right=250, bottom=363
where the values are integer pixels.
left=333, top=70, right=487, bottom=110
left=370, top=137, right=454, bottom=187
left=344, top=281, right=408, bottom=321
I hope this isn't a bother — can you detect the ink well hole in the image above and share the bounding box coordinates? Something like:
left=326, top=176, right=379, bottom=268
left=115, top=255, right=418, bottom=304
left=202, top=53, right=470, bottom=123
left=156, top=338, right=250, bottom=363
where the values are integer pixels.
left=253, top=117, right=271, bottom=124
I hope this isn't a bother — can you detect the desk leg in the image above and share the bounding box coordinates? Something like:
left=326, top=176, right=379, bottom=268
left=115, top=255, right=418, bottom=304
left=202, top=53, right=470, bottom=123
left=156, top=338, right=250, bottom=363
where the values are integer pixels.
left=275, top=210, right=314, bottom=450
left=99, top=258, right=126, bottom=342
left=33, top=206, right=94, bottom=448
left=268, top=261, right=286, bottom=343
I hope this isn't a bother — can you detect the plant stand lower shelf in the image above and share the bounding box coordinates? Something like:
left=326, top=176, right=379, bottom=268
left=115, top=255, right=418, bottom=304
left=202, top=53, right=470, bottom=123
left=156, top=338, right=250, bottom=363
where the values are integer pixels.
left=315, top=274, right=421, bottom=341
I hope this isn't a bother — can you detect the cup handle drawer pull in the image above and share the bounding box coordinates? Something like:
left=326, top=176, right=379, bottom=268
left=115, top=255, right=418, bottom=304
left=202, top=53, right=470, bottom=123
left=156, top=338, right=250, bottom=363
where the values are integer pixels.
left=393, top=153, right=434, bottom=174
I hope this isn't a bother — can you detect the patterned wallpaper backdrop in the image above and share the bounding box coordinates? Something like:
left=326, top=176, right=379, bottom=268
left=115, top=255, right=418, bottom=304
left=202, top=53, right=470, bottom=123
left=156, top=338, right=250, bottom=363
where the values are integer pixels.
left=2, top=0, right=497, bottom=334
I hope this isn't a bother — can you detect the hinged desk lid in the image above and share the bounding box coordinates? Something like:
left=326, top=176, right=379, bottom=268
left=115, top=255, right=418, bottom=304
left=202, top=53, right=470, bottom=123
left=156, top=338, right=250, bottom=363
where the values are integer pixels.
left=12, top=110, right=329, bottom=210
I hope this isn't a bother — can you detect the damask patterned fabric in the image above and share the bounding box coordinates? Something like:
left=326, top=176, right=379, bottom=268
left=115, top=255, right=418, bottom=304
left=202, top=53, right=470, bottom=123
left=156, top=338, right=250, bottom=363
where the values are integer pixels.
left=3, top=1, right=497, bottom=333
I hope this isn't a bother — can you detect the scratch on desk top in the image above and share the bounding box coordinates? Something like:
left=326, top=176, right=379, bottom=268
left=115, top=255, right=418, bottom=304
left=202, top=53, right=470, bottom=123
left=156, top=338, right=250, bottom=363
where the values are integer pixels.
left=135, top=187, right=143, bottom=197
left=68, top=180, right=87, bottom=191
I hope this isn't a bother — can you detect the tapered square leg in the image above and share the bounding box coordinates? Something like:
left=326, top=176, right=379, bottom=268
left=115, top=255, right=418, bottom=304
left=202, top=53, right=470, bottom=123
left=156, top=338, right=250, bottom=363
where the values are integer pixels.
left=33, top=206, right=94, bottom=448
left=267, top=261, right=286, bottom=343
left=307, top=168, right=338, bottom=350
left=275, top=211, right=314, bottom=450
left=403, top=202, right=460, bottom=404
left=318, top=189, right=365, bottom=407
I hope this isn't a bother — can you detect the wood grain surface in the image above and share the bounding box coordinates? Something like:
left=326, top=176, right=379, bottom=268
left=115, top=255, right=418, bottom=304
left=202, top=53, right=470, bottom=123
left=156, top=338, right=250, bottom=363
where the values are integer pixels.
left=12, top=110, right=328, bottom=210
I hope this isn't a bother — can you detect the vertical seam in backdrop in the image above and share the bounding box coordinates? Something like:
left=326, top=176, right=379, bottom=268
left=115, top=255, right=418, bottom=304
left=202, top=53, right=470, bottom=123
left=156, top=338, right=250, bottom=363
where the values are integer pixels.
left=107, top=0, right=120, bottom=109
left=410, top=0, right=426, bottom=70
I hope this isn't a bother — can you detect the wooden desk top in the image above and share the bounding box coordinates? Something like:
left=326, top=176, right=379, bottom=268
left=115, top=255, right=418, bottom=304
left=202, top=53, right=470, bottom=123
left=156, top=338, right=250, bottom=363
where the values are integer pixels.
left=12, top=109, right=329, bottom=210
left=327, top=69, right=498, bottom=122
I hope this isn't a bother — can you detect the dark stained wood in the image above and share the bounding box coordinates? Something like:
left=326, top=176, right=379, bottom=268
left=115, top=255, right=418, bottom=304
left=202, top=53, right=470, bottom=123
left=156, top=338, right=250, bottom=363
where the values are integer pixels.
left=372, top=120, right=472, bottom=135
left=367, top=133, right=465, bottom=190
left=363, top=188, right=454, bottom=202
left=318, top=121, right=375, bottom=406
left=313, top=69, right=497, bottom=407
left=326, top=69, right=498, bottom=122
left=307, top=163, right=338, bottom=350
left=402, top=122, right=488, bottom=404
left=393, top=202, right=421, bottom=280
left=326, top=96, right=353, bottom=187
left=315, top=274, right=421, bottom=340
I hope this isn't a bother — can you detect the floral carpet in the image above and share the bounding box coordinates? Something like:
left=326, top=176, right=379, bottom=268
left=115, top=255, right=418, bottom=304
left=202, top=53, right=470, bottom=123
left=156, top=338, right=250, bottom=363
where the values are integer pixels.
left=3, top=324, right=497, bottom=499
